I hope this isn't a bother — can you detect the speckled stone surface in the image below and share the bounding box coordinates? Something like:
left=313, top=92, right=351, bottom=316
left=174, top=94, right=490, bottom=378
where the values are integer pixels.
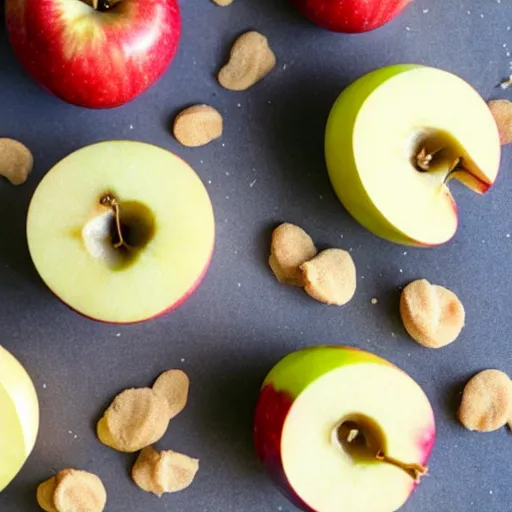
left=0, top=1, right=511, bottom=511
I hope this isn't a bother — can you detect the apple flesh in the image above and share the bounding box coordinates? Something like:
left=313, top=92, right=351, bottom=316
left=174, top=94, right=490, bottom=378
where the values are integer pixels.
left=26, top=141, right=215, bottom=324
left=5, top=0, right=181, bottom=108
left=325, top=64, right=501, bottom=247
left=254, top=346, right=435, bottom=512
left=289, top=0, right=411, bottom=33
left=0, top=346, right=39, bottom=492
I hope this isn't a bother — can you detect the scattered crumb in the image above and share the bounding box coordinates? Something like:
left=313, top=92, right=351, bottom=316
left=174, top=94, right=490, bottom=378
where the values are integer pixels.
left=218, top=31, right=276, bottom=91
left=43, top=383, right=47, bottom=389
left=391, top=332, right=396, bottom=337
left=173, top=104, right=223, bottom=147
left=269, top=223, right=317, bottom=286
left=249, top=179, right=257, bottom=187
left=400, top=279, right=465, bottom=349
left=371, top=298, right=378, bottom=305
left=458, top=370, right=512, bottom=432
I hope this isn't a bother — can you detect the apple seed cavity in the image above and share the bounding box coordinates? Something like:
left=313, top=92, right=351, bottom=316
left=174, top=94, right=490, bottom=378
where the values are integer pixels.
left=400, top=279, right=465, bottom=348
left=269, top=223, right=317, bottom=286
left=335, top=416, right=428, bottom=483
left=132, top=446, right=199, bottom=497
left=173, top=105, right=223, bottom=147
left=458, top=369, right=512, bottom=432
left=152, top=369, right=190, bottom=420
left=0, top=138, right=33, bottom=185
left=218, top=31, right=276, bottom=91
left=300, top=248, right=357, bottom=306
left=488, top=99, right=512, bottom=145
left=97, top=388, right=171, bottom=452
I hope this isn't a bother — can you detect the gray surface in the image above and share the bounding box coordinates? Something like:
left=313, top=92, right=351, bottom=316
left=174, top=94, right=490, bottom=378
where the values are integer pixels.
left=0, top=0, right=511, bottom=511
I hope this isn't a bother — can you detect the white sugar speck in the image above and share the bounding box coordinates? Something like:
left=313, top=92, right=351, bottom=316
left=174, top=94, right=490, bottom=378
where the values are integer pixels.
left=405, top=26, right=411, bottom=31
left=222, top=143, right=225, bottom=147
left=74, top=435, right=78, bottom=439
left=237, top=282, right=241, bottom=287
left=225, top=171, right=230, bottom=176
left=371, top=298, right=378, bottom=305
left=237, top=103, right=241, bottom=107
left=129, top=124, right=134, bottom=130
left=68, top=430, right=73, bottom=435
left=467, top=10, right=471, bottom=14
left=422, top=8, right=429, bottom=13
left=319, top=195, right=323, bottom=200
left=340, top=234, right=343, bottom=238
left=282, top=64, right=287, bottom=70
left=226, top=196, right=230, bottom=199
left=399, top=269, right=403, bottom=273
left=42, top=383, right=47, bottom=389
left=208, top=180, right=212, bottom=184
left=403, top=251, right=407, bottom=255
left=200, top=160, right=204, bottom=164
left=490, top=490, right=493, bottom=495
left=249, top=179, right=257, bottom=188
left=115, top=333, right=121, bottom=337
left=391, top=332, right=396, bottom=338
left=480, top=13, right=484, bottom=18
left=268, top=100, right=272, bottom=105
left=180, top=358, right=185, bottom=363
left=506, top=234, right=511, bottom=238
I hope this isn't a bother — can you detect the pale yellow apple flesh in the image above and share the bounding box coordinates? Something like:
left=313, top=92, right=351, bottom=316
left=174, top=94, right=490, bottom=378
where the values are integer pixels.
left=27, top=141, right=214, bottom=323
left=327, top=65, right=501, bottom=246
left=0, top=346, right=39, bottom=491
left=281, top=363, right=435, bottom=512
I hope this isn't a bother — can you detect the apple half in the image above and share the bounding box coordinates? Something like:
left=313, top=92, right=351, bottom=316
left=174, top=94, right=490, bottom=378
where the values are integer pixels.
left=325, top=64, right=501, bottom=246
left=27, top=141, right=215, bottom=324
left=0, top=346, right=39, bottom=492
left=254, top=346, right=435, bottom=512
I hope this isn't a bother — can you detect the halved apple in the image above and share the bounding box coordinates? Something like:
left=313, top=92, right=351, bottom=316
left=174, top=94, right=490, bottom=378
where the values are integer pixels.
left=254, top=346, right=435, bottom=512
left=27, top=141, right=215, bottom=323
left=325, top=64, right=501, bottom=246
left=0, top=346, right=39, bottom=491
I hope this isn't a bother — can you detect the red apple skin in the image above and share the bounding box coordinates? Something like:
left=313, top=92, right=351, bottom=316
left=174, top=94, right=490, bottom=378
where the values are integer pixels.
left=254, top=384, right=314, bottom=512
left=289, top=0, right=411, bottom=33
left=5, top=0, right=181, bottom=108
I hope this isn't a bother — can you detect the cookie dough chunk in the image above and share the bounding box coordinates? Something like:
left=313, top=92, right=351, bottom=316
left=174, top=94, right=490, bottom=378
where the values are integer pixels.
left=488, top=99, right=512, bottom=145
left=132, top=446, right=199, bottom=497
left=300, top=249, right=356, bottom=306
left=218, top=31, right=276, bottom=91
left=97, top=388, right=171, bottom=452
left=0, top=138, right=33, bottom=184
left=458, top=370, right=512, bottom=432
left=173, top=105, right=223, bottom=147
left=400, top=279, right=465, bottom=348
left=269, top=223, right=317, bottom=286
left=37, top=476, right=58, bottom=512
left=152, top=369, right=190, bottom=420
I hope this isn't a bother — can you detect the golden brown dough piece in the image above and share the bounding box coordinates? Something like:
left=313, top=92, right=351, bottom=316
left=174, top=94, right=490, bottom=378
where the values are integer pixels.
left=488, top=99, right=512, bottom=145
left=400, top=279, right=465, bottom=348
left=269, top=223, right=317, bottom=286
left=152, top=369, right=190, bottom=420
left=173, top=105, right=223, bottom=147
left=458, top=370, right=512, bottom=432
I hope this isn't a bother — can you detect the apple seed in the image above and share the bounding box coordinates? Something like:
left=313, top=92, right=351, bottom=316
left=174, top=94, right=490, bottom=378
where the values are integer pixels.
left=458, top=369, right=512, bottom=432
left=173, top=105, right=223, bottom=147
left=400, top=279, right=465, bottom=348
left=269, top=223, right=317, bottom=286
left=152, top=369, right=190, bottom=420
left=300, top=248, right=357, bottom=306
left=132, top=446, right=199, bottom=497
left=218, top=31, right=276, bottom=91
left=488, top=99, right=512, bottom=145
left=0, top=138, right=33, bottom=185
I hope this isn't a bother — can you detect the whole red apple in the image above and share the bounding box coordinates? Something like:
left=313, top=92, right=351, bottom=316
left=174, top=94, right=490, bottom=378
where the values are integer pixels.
left=5, top=0, right=181, bottom=108
left=289, top=0, right=411, bottom=33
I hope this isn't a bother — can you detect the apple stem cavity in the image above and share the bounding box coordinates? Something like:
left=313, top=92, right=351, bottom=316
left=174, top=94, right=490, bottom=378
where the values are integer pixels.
left=99, top=193, right=131, bottom=250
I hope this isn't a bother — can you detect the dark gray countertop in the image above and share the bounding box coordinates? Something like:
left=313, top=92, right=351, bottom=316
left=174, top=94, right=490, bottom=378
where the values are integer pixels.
left=1, top=0, right=511, bottom=511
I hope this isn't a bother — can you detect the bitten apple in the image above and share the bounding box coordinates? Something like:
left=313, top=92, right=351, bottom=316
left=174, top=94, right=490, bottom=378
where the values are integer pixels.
left=5, top=0, right=181, bottom=108
left=254, top=346, right=435, bottom=512
left=289, top=0, right=411, bottom=33
left=27, top=141, right=214, bottom=324
left=325, top=64, right=501, bottom=247
left=0, top=346, right=39, bottom=492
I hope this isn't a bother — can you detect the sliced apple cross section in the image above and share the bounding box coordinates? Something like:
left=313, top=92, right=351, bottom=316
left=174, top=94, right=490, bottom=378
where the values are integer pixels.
left=325, top=65, right=501, bottom=246
left=27, top=141, right=215, bottom=323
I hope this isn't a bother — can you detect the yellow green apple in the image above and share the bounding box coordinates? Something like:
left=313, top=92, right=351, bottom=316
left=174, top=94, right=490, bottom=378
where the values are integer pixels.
left=27, top=141, right=215, bottom=323
left=325, top=64, right=501, bottom=246
left=254, top=346, right=435, bottom=512
left=0, top=346, right=39, bottom=491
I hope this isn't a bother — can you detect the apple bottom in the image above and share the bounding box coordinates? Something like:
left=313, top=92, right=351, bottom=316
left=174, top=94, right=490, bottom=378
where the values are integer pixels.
left=254, top=356, right=435, bottom=512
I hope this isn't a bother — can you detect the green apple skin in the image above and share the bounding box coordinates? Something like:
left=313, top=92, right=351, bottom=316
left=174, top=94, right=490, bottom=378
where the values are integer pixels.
left=253, top=346, right=436, bottom=511
left=326, top=65, right=422, bottom=246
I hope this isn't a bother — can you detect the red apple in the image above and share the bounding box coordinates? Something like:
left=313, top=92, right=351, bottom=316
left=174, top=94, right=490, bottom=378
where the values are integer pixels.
left=5, top=0, right=181, bottom=108
left=289, top=0, right=411, bottom=33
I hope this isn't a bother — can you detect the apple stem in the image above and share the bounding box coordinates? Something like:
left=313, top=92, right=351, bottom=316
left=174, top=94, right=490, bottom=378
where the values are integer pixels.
left=375, top=451, right=428, bottom=483
left=99, top=193, right=131, bottom=250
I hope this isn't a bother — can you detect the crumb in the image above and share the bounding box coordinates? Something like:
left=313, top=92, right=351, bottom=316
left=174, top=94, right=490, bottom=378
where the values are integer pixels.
left=391, top=332, right=396, bottom=337
left=488, top=99, right=512, bottom=144
left=212, top=0, right=233, bottom=6
left=400, top=279, right=465, bottom=348
left=218, top=31, right=276, bottom=91
left=371, top=298, right=378, bottom=304
left=249, top=179, right=257, bottom=187
left=173, top=105, right=223, bottom=147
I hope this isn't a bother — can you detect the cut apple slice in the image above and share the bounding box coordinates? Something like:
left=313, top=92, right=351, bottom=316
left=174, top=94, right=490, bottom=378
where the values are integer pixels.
left=325, top=64, right=501, bottom=246
left=0, top=346, right=39, bottom=491
left=27, top=141, right=214, bottom=323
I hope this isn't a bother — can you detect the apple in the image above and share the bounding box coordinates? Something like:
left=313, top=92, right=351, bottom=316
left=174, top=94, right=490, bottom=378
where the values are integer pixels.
left=26, top=141, right=215, bottom=324
left=0, top=346, right=39, bottom=492
left=254, top=346, right=435, bottom=512
left=289, top=0, right=411, bottom=33
left=325, top=64, right=501, bottom=247
left=5, top=0, right=181, bottom=109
